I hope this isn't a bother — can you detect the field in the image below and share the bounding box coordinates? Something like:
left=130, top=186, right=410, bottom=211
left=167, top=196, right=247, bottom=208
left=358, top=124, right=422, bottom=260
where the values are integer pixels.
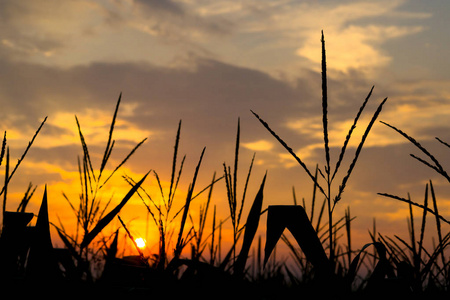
left=0, top=33, right=449, bottom=298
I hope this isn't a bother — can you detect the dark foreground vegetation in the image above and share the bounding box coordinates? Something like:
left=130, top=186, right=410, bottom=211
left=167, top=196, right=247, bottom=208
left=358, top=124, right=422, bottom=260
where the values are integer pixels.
left=0, top=33, right=449, bottom=298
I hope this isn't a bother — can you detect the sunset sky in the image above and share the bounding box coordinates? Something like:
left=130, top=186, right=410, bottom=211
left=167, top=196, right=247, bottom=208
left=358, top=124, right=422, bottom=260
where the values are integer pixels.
left=1, top=0, right=450, bottom=256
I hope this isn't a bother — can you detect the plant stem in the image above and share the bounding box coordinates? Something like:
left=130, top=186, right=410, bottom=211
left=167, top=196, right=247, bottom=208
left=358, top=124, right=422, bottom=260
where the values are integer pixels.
left=321, top=30, right=334, bottom=265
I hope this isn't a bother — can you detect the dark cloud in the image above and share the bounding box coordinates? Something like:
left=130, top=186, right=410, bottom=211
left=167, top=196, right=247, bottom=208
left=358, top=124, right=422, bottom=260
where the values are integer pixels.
left=134, top=0, right=185, bottom=16
left=0, top=57, right=312, bottom=138
left=130, top=0, right=232, bottom=40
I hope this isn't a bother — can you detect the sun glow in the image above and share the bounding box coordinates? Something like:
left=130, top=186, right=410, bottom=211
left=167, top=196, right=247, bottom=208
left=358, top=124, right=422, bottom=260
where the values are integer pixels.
left=135, top=237, right=147, bottom=249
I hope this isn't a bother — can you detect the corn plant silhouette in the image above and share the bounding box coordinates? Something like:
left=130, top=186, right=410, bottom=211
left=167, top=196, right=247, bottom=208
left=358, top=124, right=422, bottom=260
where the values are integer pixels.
left=123, top=119, right=225, bottom=271
left=377, top=121, right=450, bottom=291
left=0, top=117, right=47, bottom=220
left=377, top=183, right=450, bottom=292
left=0, top=117, right=47, bottom=282
left=55, top=93, right=149, bottom=281
left=251, top=31, right=388, bottom=290
left=219, top=118, right=268, bottom=278
left=126, top=118, right=268, bottom=281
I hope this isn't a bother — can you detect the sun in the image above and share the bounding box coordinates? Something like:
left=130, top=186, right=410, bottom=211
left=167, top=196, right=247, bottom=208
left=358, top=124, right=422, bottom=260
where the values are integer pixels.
left=135, top=237, right=146, bottom=249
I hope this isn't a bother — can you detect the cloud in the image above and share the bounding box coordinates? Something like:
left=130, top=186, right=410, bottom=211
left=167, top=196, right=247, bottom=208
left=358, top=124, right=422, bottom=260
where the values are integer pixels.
left=2, top=46, right=448, bottom=179
left=242, top=140, right=274, bottom=152
left=203, top=0, right=431, bottom=78
left=134, top=0, right=185, bottom=15
left=35, top=110, right=152, bottom=149
left=123, top=0, right=233, bottom=45
left=0, top=0, right=431, bottom=85
left=0, top=0, right=106, bottom=61
left=297, top=25, right=425, bottom=73
left=195, top=2, right=245, bottom=17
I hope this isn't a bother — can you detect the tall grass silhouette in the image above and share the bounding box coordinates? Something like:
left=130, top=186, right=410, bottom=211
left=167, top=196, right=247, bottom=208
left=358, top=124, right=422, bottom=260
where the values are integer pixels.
left=377, top=120, right=450, bottom=292
left=0, top=32, right=449, bottom=298
left=251, top=32, right=388, bottom=294
left=0, top=117, right=47, bottom=285
left=55, top=93, right=150, bottom=282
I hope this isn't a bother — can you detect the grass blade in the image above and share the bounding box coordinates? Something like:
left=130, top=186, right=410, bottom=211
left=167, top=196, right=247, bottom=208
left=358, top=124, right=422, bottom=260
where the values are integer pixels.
left=169, top=120, right=182, bottom=207
left=98, top=92, right=122, bottom=182
left=430, top=180, right=447, bottom=277
left=345, top=206, right=352, bottom=268
left=408, top=194, right=417, bottom=259
left=378, top=192, right=450, bottom=225
left=17, top=182, right=37, bottom=213
left=117, top=215, right=146, bottom=261
left=234, top=118, right=240, bottom=220
left=235, top=172, right=267, bottom=276
left=334, top=97, right=387, bottom=204
left=174, top=147, right=206, bottom=258
left=99, top=137, right=147, bottom=189
left=312, top=165, right=319, bottom=218
left=2, top=147, right=9, bottom=219
left=0, top=131, right=6, bottom=166
left=223, top=163, right=235, bottom=229
left=321, top=31, right=330, bottom=178
left=417, top=183, right=428, bottom=270
left=251, top=110, right=326, bottom=197
left=169, top=174, right=223, bottom=222
left=332, top=86, right=374, bottom=182
left=0, top=117, right=47, bottom=197
left=436, top=137, right=450, bottom=149
left=153, top=170, right=168, bottom=210
left=55, top=227, right=82, bottom=263
left=381, top=121, right=450, bottom=183
left=75, top=116, right=95, bottom=186
left=237, top=152, right=255, bottom=227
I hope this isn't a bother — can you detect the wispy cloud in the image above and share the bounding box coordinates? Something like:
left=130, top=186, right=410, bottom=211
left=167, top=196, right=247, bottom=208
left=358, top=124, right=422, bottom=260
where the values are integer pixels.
left=228, top=0, right=430, bottom=75
left=1, top=0, right=430, bottom=76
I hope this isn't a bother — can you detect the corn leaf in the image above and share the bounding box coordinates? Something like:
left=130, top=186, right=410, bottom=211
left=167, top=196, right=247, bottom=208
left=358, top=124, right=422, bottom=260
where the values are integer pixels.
left=234, top=172, right=267, bottom=276
left=264, top=205, right=328, bottom=272
left=346, top=242, right=387, bottom=286
left=26, top=186, right=62, bottom=280
left=80, top=171, right=150, bottom=249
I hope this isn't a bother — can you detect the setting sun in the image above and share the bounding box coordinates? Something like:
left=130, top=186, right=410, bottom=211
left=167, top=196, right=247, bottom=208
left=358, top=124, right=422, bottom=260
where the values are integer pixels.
left=135, top=237, right=146, bottom=249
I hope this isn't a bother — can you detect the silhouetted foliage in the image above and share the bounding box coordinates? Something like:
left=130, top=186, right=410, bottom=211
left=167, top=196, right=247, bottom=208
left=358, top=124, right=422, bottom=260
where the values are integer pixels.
left=0, top=32, right=449, bottom=298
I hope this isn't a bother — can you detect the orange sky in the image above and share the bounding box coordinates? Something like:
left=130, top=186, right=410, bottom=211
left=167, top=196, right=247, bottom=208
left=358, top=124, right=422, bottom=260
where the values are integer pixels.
left=1, top=0, right=450, bottom=260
